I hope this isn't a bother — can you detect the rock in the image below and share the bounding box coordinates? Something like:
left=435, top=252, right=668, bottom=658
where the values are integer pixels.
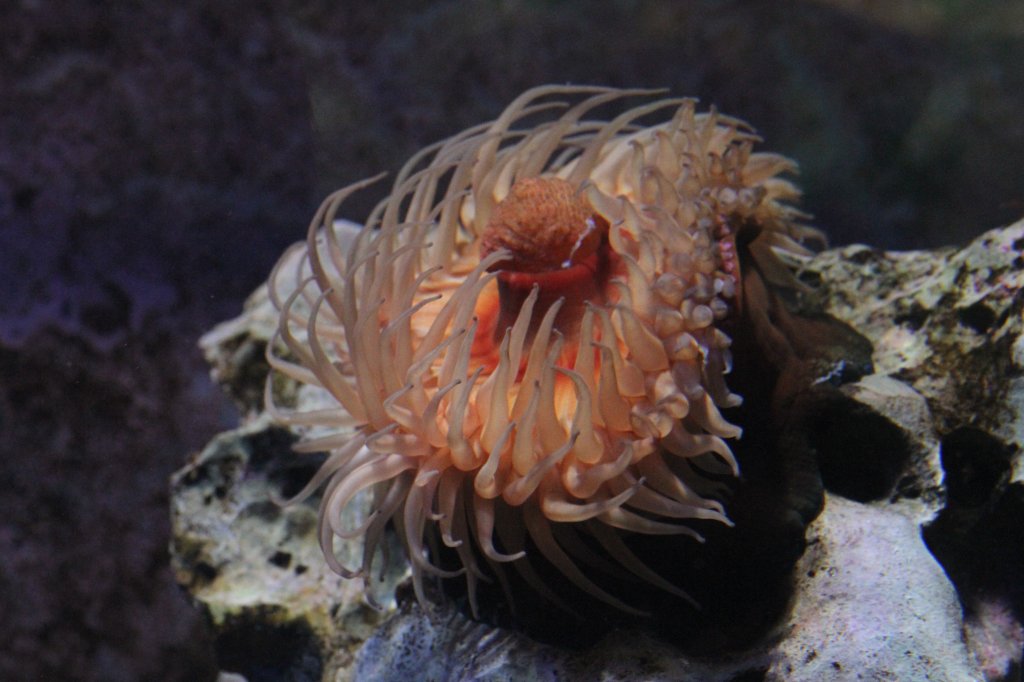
left=772, top=495, right=978, bottom=680
left=175, top=221, right=1024, bottom=680
left=170, top=418, right=408, bottom=681
left=807, top=222, right=1024, bottom=439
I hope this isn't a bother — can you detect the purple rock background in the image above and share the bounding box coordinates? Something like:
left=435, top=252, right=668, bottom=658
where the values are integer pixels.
left=1, top=1, right=1022, bottom=679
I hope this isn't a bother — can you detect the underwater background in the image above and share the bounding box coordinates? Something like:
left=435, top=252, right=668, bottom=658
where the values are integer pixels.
left=2, top=1, right=1022, bottom=679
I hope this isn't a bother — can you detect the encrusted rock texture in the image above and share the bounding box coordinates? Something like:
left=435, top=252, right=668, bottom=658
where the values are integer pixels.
left=4, top=2, right=1024, bottom=680
left=175, top=221, right=1024, bottom=681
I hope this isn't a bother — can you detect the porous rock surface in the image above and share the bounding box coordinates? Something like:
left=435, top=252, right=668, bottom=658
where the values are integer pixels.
left=173, top=221, right=1024, bottom=681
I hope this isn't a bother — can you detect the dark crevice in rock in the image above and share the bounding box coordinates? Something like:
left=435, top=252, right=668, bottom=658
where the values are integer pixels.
left=924, top=429, right=1022, bottom=637
left=215, top=612, right=322, bottom=682
left=941, top=427, right=1014, bottom=508
left=894, top=302, right=930, bottom=331
left=728, top=666, right=769, bottom=681
left=268, top=452, right=327, bottom=501
left=957, top=301, right=997, bottom=335
left=813, top=398, right=913, bottom=502
left=245, top=427, right=299, bottom=471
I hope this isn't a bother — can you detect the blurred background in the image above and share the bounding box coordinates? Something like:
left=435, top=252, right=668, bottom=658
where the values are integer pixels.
left=1, top=1, right=1022, bottom=679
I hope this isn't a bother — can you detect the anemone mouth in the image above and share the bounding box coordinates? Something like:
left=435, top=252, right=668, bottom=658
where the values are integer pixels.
left=265, top=85, right=814, bottom=618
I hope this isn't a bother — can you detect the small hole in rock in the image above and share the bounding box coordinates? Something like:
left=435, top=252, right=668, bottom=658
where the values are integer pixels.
left=269, top=551, right=292, bottom=569
left=957, top=302, right=996, bottom=335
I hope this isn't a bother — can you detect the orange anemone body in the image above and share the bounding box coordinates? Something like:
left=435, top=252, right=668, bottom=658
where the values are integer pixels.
left=266, top=86, right=817, bottom=616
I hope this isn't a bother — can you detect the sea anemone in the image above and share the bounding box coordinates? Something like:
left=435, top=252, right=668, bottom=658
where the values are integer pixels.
left=265, top=85, right=817, bottom=617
